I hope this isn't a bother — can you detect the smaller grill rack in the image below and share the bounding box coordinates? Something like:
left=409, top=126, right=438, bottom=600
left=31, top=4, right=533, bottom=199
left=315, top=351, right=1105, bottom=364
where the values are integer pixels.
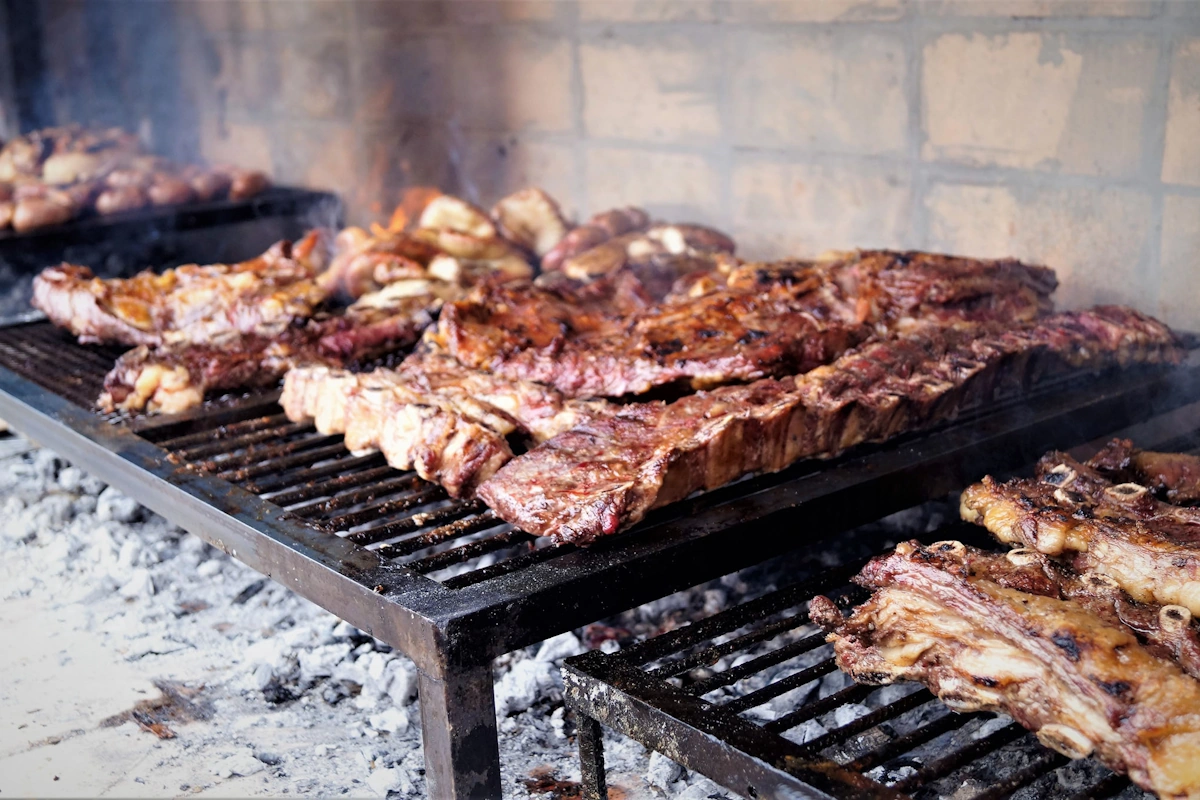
left=3, top=320, right=1200, bottom=800
left=0, top=188, right=339, bottom=320
left=564, top=409, right=1200, bottom=800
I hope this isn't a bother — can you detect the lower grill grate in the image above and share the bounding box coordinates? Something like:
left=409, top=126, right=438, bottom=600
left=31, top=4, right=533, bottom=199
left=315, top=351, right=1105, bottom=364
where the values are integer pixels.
left=564, top=519, right=1159, bottom=799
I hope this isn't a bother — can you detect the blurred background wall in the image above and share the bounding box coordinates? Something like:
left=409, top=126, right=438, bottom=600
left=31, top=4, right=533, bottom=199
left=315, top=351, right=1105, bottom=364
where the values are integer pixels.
left=7, top=0, right=1199, bottom=326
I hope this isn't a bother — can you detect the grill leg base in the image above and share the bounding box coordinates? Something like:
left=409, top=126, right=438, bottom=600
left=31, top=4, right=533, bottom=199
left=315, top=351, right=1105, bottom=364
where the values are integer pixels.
left=577, top=712, right=608, bottom=800
left=418, top=665, right=502, bottom=800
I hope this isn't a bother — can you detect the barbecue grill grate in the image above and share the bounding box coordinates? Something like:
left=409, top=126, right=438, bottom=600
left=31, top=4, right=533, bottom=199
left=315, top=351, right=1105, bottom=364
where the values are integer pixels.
left=564, top=519, right=1164, bottom=800
left=4, top=318, right=1200, bottom=799
left=6, top=320, right=1200, bottom=594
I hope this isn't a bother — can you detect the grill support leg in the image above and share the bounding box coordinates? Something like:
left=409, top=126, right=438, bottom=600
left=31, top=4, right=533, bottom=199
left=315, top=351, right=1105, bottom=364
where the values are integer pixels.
left=577, top=712, right=608, bottom=800
left=418, top=665, right=502, bottom=800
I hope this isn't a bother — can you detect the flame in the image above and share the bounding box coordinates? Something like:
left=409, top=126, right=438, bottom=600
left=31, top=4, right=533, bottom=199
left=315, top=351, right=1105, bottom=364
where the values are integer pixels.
left=386, top=187, right=443, bottom=233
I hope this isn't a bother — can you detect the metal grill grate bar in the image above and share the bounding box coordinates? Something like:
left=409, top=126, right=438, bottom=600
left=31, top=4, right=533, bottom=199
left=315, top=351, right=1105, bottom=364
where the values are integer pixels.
left=214, top=441, right=348, bottom=482
left=649, top=608, right=811, bottom=680
left=244, top=451, right=387, bottom=495
left=408, top=528, right=538, bottom=574
left=347, top=500, right=485, bottom=546
left=172, top=421, right=312, bottom=461
left=890, top=722, right=1027, bottom=792
left=968, top=748, right=1070, bottom=800
left=684, top=631, right=829, bottom=696
left=717, top=657, right=839, bottom=714
left=768, top=688, right=934, bottom=742
left=375, top=510, right=504, bottom=559
left=440, top=542, right=574, bottom=590
left=324, top=485, right=447, bottom=531
left=155, top=413, right=294, bottom=451
left=286, top=472, right=423, bottom=517
left=843, top=710, right=984, bottom=774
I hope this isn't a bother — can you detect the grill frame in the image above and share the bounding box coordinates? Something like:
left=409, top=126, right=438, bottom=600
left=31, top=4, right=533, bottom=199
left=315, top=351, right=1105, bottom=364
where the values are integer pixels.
left=563, top=402, right=1200, bottom=800
left=2, top=321, right=1200, bottom=799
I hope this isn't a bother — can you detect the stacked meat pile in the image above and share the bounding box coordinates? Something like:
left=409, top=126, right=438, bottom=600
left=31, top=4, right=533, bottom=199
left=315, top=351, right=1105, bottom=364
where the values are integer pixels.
left=0, top=125, right=269, bottom=232
left=813, top=441, right=1200, bottom=799
left=30, top=184, right=1184, bottom=546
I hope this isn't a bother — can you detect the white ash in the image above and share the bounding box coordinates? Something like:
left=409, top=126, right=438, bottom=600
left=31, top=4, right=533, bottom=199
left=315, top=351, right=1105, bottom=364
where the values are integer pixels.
left=0, top=440, right=1151, bottom=800
left=0, top=441, right=750, bottom=798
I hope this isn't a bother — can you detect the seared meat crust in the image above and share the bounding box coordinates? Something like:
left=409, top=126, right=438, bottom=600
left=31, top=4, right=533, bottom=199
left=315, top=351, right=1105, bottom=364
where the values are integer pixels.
left=1090, top=438, right=1200, bottom=505
left=33, top=232, right=328, bottom=347
left=813, top=541, right=1200, bottom=800
left=961, top=450, right=1200, bottom=616
left=479, top=307, right=1180, bottom=542
left=100, top=280, right=447, bottom=415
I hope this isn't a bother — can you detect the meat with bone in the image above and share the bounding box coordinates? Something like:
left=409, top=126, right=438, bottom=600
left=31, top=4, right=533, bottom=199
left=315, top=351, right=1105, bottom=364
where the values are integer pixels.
left=280, top=352, right=609, bottom=496
left=99, top=279, right=452, bottom=414
left=432, top=268, right=868, bottom=398
left=903, top=542, right=1200, bottom=680
left=281, top=361, right=585, bottom=497
left=32, top=231, right=329, bottom=347
left=437, top=250, right=1065, bottom=399
left=1089, top=438, right=1200, bottom=505
left=960, top=451, right=1200, bottom=616
left=478, top=306, right=1181, bottom=543
left=810, top=540, right=1200, bottom=800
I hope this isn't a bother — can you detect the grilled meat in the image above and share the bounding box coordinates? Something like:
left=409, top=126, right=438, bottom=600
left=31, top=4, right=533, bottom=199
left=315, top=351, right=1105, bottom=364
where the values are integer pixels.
left=433, top=267, right=866, bottom=398
left=281, top=351, right=608, bottom=496
left=437, top=250, right=1063, bottom=399
left=903, top=542, right=1200, bottom=680
left=0, top=125, right=269, bottom=230
left=540, top=206, right=651, bottom=272
left=479, top=307, right=1181, bottom=543
left=100, top=280, right=450, bottom=415
left=811, top=540, right=1200, bottom=800
left=961, top=451, right=1200, bottom=616
left=490, top=187, right=570, bottom=258
left=33, top=231, right=329, bottom=347
left=1090, top=439, right=1200, bottom=505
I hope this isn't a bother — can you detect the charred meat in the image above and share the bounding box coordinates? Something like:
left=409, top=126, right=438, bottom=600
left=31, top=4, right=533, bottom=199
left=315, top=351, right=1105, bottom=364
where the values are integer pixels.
left=479, top=307, right=1181, bottom=543
left=811, top=540, right=1200, bottom=800
left=1090, top=438, right=1200, bottom=505
left=33, top=231, right=329, bottom=347
left=100, top=280, right=451, bottom=415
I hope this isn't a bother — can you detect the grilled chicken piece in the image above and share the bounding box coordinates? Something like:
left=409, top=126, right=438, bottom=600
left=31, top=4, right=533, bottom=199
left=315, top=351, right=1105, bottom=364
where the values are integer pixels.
left=100, top=279, right=450, bottom=415
left=559, top=223, right=735, bottom=283
left=540, top=206, right=652, bottom=272
left=417, top=195, right=496, bottom=239
left=962, top=452, right=1200, bottom=615
left=1090, top=439, right=1200, bottom=505
left=811, top=540, right=1200, bottom=800
left=479, top=307, right=1181, bottom=543
left=490, top=187, right=570, bottom=257
left=33, top=231, right=329, bottom=347
left=94, top=184, right=148, bottom=215
left=12, top=192, right=76, bottom=231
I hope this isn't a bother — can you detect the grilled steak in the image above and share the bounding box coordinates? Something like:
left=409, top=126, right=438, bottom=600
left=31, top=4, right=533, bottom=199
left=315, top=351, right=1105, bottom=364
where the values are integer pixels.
left=437, top=250, right=1060, bottom=399
left=433, top=268, right=868, bottom=398
left=479, top=307, right=1182, bottom=543
left=100, top=280, right=451, bottom=414
left=811, top=540, right=1200, bottom=800
left=961, top=451, right=1200, bottom=616
left=1089, top=438, right=1200, bottom=505
left=33, top=231, right=329, bottom=347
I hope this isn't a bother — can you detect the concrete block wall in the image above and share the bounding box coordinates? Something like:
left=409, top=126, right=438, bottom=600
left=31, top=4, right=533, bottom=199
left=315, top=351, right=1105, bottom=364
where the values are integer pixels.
left=149, top=1, right=1200, bottom=326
